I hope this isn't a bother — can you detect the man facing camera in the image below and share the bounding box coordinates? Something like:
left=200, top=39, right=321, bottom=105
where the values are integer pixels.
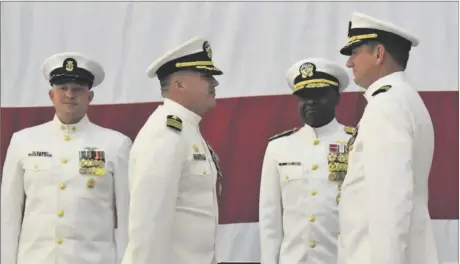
left=259, top=58, right=354, bottom=264
left=1, top=52, right=132, bottom=264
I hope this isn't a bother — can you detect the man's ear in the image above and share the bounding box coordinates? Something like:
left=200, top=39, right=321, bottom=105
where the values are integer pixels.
left=88, top=90, right=94, bottom=103
left=48, top=88, right=54, bottom=101
left=375, top=44, right=386, bottom=64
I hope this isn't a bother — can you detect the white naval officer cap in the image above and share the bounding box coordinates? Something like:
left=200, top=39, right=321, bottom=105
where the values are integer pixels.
left=41, top=52, right=105, bottom=89
left=285, top=58, right=349, bottom=95
left=340, top=12, right=419, bottom=56
left=146, top=36, right=223, bottom=80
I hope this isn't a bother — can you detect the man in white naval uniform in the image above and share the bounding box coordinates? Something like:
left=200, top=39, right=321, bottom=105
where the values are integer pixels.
left=121, top=36, right=223, bottom=264
left=1, top=52, right=132, bottom=264
left=259, top=58, right=354, bottom=264
left=337, top=12, right=439, bottom=264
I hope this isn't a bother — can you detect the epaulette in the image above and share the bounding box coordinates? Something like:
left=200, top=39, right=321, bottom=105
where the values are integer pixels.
left=343, top=126, right=357, bottom=135
left=268, top=127, right=300, bottom=142
left=372, top=85, right=392, bottom=97
left=166, top=115, right=182, bottom=132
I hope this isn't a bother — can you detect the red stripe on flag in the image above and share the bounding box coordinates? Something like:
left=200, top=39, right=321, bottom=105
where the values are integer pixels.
left=1, top=91, right=458, bottom=221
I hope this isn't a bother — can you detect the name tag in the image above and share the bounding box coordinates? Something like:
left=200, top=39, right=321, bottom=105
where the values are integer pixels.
left=278, top=162, right=301, bottom=166
left=28, top=151, right=52, bottom=157
left=193, top=153, right=207, bottom=161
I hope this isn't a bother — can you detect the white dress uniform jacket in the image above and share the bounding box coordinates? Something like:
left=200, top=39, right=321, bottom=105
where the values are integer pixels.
left=122, top=98, right=219, bottom=264
left=1, top=115, right=132, bottom=264
left=338, top=71, right=439, bottom=264
left=259, top=118, right=353, bottom=264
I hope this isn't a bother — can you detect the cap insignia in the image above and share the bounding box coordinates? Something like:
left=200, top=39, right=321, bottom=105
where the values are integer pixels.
left=299, top=62, right=315, bottom=78
left=63, top=58, right=77, bottom=72
left=203, top=41, right=212, bottom=59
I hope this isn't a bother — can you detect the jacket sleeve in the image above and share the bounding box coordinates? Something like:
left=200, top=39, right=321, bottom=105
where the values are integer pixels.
left=113, top=136, right=133, bottom=264
left=362, top=102, right=414, bottom=264
left=1, top=133, right=25, bottom=264
left=121, top=128, right=185, bottom=264
left=259, top=142, right=283, bottom=264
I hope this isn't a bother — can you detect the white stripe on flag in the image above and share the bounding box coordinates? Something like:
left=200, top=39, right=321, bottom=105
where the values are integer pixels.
left=1, top=2, right=457, bottom=107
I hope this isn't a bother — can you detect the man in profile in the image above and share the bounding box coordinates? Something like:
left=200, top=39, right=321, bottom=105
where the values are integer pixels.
left=122, top=36, right=224, bottom=264
left=337, top=12, right=439, bottom=264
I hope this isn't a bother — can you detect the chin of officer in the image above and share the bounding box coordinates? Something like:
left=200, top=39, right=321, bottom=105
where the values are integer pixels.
left=0, top=52, right=132, bottom=264
left=121, top=36, right=223, bottom=264
left=337, top=12, right=439, bottom=264
left=259, top=57, right=355, bottom=264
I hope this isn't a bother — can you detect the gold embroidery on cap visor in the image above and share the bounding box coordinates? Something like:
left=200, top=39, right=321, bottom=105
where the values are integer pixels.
left=175, top=61, right=221, bottom=72
left=293, top=79, right=339, bottom=92
left=345, top=33, right=378, bottom=46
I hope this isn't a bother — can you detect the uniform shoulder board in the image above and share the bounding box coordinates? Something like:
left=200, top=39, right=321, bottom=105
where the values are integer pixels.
left=166, top=115, right=182, bottom=132
left=372, top=85, right=392, bottom=97
left=269, top=127, right=300, bottom=142
left=343, top=126, right=357, bottom=135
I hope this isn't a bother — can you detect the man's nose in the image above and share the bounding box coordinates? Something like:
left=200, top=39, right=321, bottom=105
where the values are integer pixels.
left=211, top=77, right=219, bottom=87
left=64, top=89, right=75, bottom=98
left=346, top=57, right=353, bottom=68
left=306, top=98, right=317, bottom=106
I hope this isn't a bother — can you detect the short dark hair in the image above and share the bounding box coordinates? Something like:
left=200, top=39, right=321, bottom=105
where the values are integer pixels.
left=159, top=75, right=171, bottom=88
left=367, top=41, right=410, bottom=70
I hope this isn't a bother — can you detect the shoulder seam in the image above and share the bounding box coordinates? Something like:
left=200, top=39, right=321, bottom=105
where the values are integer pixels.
left=268, top=127, right=300, bottom=142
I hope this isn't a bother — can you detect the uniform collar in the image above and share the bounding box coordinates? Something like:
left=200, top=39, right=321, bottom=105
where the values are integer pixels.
left=54, top=114, right=90, bottom=135
left=304, top=118, right=340, bottom=138
left=163, top=98, right=202, bottom=126
left=364, top=71, right=405, bottom=102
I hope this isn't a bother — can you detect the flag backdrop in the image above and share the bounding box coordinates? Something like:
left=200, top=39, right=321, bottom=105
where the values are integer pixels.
left=1, top=2, right=458, bottom=263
